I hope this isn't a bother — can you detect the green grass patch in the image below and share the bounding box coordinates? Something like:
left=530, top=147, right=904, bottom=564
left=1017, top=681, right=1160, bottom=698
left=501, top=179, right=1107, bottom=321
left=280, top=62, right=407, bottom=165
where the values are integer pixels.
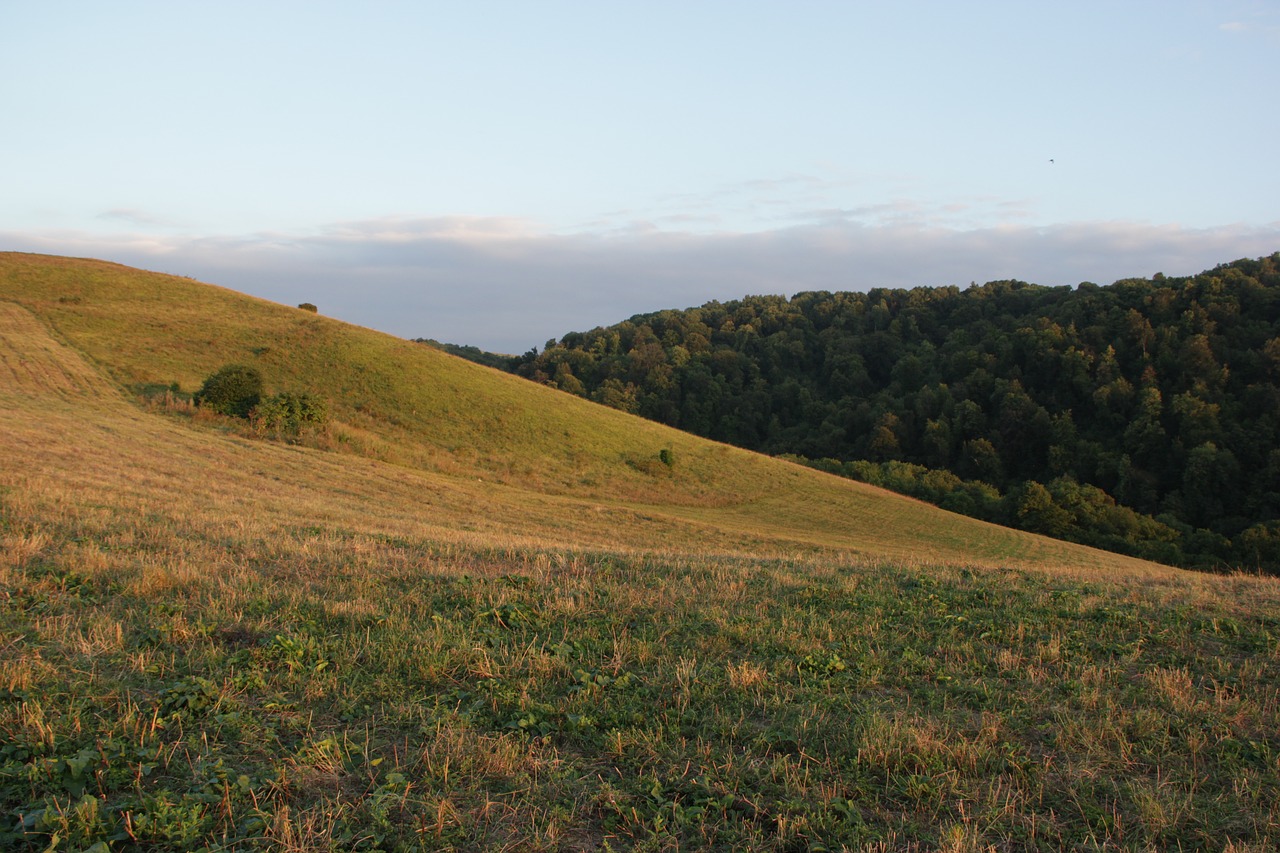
left=2, top=523, right=1278, bottom=850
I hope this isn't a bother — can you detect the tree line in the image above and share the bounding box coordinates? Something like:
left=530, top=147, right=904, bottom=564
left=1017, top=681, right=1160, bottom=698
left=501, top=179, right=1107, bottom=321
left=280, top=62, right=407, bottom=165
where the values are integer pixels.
left=464, top=254, right=1280, bottom=572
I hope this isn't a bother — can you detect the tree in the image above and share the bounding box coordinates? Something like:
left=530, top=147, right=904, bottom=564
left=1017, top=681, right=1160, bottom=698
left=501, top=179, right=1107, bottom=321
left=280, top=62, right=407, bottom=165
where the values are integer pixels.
left=553, top=362, right=586, bottom=397
left=960, top=438, right=1003, bottom=483
left=591, top=378, right=639, bottom=413
left=1013, top=481, right=1073, bottom=537
left=1181, top=442, right=1239, bottom=529
left=867, top=412, right=903, bottom=461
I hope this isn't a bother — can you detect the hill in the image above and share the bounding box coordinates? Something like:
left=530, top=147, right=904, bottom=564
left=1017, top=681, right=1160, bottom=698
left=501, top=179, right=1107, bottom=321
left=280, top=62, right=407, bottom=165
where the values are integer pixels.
left=1, top=252, right=1277, bottom=850
left=511, top=254, right=1280, bottom=573
left=0, top=251, right=1149, bottom=568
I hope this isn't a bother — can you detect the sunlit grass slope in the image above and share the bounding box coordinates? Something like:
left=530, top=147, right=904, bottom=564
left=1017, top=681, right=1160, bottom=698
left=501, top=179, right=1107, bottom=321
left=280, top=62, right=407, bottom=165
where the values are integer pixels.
left=3, top=253, right=1279, bottom=850
left=0, top=251, right=1157, bottom=571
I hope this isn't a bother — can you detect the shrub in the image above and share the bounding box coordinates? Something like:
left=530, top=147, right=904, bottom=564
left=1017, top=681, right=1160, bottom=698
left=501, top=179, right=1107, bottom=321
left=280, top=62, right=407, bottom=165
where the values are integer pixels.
left=252, top=392, right=330, bottom=437
left=298, top=303, right=318, bottom=313
left=195, top=365, right=263, bottom=417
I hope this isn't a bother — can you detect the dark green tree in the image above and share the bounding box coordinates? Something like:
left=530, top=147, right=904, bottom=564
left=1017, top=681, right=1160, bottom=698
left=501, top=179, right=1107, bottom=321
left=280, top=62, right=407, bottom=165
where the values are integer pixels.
left=195, top=364, right=263, bottom=418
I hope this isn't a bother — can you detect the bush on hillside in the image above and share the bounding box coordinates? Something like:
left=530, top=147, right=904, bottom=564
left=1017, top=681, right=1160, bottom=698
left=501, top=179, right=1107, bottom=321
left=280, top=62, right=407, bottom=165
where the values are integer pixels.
left=252, top=392, right=330, bottom=438
left=195, top=364, right=263, bottom=418
left=298, top=303, right=318, bottom=313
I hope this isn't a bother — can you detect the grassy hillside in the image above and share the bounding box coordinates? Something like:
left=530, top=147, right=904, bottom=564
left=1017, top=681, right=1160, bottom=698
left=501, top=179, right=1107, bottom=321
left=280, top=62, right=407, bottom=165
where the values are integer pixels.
left=0, top=251, right=1157, bottom=569
left=2, top=252, right=1278, bottom=850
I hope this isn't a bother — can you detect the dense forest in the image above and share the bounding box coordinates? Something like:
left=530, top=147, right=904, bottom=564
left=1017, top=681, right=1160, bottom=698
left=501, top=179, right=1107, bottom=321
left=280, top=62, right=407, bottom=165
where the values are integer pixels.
left=462, top=254, right=1280, bottom=572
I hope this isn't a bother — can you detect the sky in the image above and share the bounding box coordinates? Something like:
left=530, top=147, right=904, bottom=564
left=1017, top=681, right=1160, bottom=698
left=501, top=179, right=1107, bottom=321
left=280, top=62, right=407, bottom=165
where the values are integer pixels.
left=3, top=1, right=1279, bottom=353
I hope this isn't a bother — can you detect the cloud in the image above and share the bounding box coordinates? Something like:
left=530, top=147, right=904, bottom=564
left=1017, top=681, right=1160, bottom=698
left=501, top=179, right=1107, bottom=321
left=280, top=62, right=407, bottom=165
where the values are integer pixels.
left=4, top=217, right=1278, bottom=354
left=588, top=173, right=876, bottom=235
left=318, top=216, right=546, bottom=243
left=1218, top=17, right=1280, bottom=43
left=97, top=208, right=175, bottom=227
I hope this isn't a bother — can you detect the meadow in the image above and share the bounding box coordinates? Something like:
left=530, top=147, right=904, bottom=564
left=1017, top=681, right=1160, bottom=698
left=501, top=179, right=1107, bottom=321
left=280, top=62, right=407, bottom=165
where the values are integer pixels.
left=1, top=253, right=1278, bottom=850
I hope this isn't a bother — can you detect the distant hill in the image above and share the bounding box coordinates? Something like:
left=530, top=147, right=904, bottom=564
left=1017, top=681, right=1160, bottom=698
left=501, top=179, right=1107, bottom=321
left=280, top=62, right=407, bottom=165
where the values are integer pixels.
left=511, top=253, right=1280, bottom=573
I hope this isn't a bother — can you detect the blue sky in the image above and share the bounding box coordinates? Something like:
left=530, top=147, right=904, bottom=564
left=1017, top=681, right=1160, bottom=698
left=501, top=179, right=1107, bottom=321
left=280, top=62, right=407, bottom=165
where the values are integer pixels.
left=3, top=1, right=1278, bottom=352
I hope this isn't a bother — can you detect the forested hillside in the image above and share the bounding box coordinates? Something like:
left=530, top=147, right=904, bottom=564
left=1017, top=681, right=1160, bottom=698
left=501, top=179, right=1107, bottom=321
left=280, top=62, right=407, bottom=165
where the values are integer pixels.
left=509, top=254, right=1280, bottom=572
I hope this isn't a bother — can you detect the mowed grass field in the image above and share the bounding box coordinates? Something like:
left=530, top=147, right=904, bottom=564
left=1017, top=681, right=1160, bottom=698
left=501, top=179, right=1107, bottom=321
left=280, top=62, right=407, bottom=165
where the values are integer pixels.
left=1, top=252, right=1278, bottom=850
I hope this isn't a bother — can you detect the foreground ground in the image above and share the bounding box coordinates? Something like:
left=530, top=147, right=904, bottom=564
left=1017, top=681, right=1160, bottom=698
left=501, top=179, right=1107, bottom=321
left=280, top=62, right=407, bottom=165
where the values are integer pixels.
left=4, top=501, right=1278, bottom=851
